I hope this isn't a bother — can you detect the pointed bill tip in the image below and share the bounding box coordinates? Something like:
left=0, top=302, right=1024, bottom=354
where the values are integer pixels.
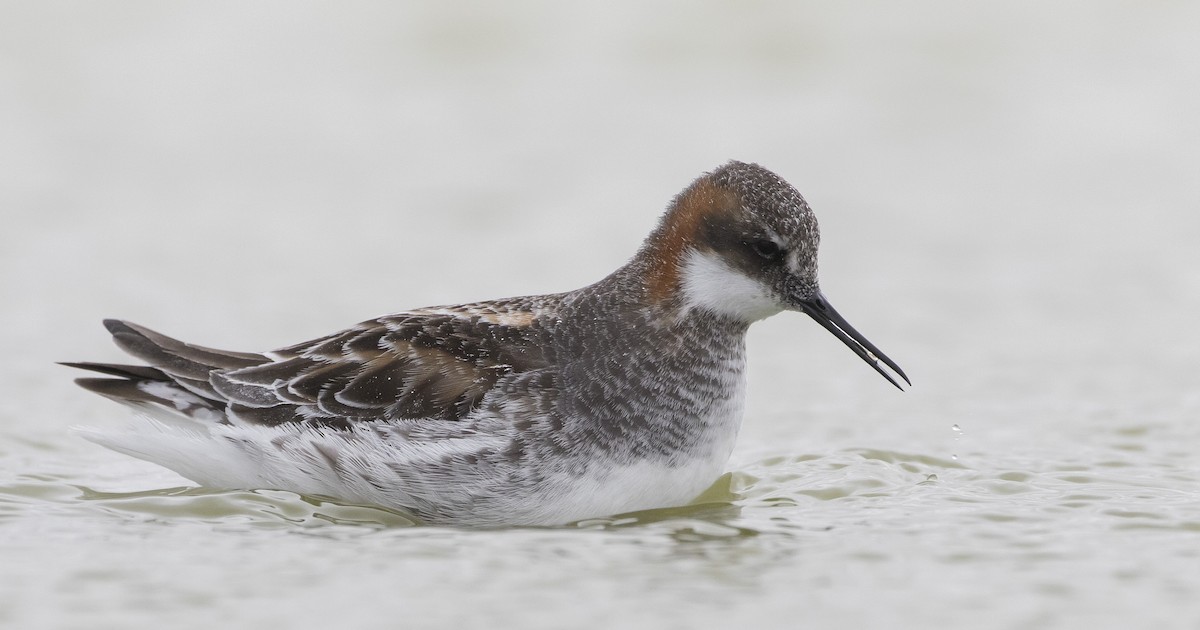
left=797, top=292, right=909, bottom=391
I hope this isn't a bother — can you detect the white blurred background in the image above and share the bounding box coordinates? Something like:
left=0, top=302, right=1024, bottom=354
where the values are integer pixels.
left=2, top=3, right=1199, bottom=629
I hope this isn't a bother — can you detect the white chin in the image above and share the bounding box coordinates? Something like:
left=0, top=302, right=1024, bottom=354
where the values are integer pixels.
left=679, top=249, right=784, bottom=322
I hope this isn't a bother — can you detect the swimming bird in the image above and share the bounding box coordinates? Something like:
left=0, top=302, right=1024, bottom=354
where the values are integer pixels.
left=65, top=161, right=908, bottom=526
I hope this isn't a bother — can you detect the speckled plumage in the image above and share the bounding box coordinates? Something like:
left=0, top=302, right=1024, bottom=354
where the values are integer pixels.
left=66, top=161, right=907, bottom=526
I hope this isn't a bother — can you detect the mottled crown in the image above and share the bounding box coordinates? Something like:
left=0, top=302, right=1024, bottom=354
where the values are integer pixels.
left=707, top=161, right=818, bottom=243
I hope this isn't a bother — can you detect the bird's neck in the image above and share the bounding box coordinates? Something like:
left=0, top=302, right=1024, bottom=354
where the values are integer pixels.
left=570, top=260, right=752, bottom=353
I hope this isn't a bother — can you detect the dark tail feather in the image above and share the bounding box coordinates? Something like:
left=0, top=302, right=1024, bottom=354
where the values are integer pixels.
left=102, top=319, right=266, bottom=376
left=62, top=362, right=227, bottom=422
left=72, top=376, right=161, bottom=402
left=59, top=361, right=170, bottom=381
left=64, top=319, right=273, bottom=421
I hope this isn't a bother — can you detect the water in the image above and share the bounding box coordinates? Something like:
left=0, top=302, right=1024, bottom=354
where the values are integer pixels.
left=2, top=2, right=1199, bottom=629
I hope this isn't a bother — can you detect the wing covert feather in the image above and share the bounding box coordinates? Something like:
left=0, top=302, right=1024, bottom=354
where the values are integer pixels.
left=212, top=309, right=552, bottom=426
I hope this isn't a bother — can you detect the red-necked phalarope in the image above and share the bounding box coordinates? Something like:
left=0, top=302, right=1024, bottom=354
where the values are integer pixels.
left=66, top=161, right=909, bottom=526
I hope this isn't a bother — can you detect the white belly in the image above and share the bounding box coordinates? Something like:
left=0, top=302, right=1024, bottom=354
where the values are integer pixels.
left=510, top=383, right=747, bottom=526
left=528, top=451, right=734, bottom=525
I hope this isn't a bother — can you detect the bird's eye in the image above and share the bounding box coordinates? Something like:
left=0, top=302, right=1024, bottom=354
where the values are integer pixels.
left=748, top=239, right=785, bottom=262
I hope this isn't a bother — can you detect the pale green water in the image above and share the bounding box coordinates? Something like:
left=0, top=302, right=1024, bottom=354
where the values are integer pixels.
left=2, top=2, right=1199, bottom=629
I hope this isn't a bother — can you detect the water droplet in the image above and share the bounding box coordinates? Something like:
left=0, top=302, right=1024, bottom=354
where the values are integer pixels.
left=951, top=424, right=962, bottom=433
left=951, top=454, right=958, bottom=461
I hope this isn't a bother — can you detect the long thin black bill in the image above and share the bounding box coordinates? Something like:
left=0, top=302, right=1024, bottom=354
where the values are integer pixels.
left=798, top=292, right=910, bottom=391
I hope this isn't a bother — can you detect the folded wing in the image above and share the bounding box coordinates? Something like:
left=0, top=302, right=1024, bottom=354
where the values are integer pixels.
left=69, top=311, right=552, bottom=428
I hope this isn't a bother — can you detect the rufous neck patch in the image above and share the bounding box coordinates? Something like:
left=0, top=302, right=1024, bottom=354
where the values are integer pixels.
left=643, top=177, right=740, bottom=302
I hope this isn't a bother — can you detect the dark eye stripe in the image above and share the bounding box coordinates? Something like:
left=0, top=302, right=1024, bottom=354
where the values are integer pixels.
left=748, top=239, right=785, bottom=262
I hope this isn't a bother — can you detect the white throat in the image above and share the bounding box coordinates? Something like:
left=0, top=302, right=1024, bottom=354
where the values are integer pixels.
left=679, top=248, right=783, bottom=322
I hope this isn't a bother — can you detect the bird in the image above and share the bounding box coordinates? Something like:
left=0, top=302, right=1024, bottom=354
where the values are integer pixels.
left=64, top=160, right=908, bottom=527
